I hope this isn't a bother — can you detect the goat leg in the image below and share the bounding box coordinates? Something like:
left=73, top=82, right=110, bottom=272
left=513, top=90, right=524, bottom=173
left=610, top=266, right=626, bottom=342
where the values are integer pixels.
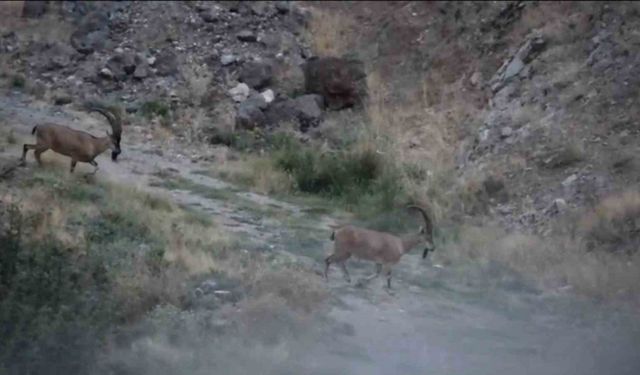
left=21, top=144, right=36, bottom=165
left=70, top=160, right=77, bottom=173
left=340, top=262, right=351, bottom=283
left=88, top=160, right=99, bottom=175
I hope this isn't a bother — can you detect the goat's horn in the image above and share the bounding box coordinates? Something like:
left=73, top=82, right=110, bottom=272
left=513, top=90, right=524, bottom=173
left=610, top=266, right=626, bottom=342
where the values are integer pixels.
left=86, top=102, right=122, bottom=139
left=407, top=205, right=433, bottom=238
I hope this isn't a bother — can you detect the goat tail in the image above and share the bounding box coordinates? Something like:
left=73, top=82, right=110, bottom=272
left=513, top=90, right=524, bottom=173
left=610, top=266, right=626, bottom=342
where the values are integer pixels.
left=31, top=126, right=37, bottom=135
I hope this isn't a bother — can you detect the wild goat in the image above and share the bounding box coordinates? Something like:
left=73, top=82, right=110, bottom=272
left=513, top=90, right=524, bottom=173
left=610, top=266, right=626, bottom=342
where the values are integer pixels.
left=325, top=206, right=434, bottom=289
left=20, top=103, right=122, bottom=174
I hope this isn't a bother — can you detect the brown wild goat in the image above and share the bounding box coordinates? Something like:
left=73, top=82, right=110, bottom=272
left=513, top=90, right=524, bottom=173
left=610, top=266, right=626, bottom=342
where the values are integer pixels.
left=325, top=206, right=434, bottom=289
left=20, top=103, right=122, bottom=174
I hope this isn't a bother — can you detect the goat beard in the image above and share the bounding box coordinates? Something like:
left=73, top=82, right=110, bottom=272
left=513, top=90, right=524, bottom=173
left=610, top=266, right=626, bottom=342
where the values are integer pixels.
left=422, top=247, right=433, bottom=259
left=111, top=150, right=121, bottom=161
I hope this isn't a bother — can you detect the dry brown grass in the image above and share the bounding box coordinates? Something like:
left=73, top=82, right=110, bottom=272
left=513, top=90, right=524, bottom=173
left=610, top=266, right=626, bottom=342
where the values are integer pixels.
left=306, top=6, right=358, bottom=57
left=433, top=222, right=640, bottom=299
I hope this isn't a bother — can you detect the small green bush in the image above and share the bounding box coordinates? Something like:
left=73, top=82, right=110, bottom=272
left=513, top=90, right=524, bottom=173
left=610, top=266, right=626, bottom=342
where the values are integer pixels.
left=271, top=138, right=404, bottom=213
left=140, top=100, right=170, bottom=119
left=10, top=75, right=25, bottom=89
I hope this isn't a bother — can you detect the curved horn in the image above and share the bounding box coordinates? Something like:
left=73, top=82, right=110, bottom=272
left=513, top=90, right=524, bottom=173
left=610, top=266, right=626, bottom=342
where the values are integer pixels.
left=407, top=205, right=434, bottom=258
left=86, top=103, right=122, bottom=140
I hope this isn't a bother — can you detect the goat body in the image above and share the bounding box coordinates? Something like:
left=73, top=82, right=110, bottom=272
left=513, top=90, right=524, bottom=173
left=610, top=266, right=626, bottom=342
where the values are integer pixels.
left=325, top=206, right=434, bottom=289
left=20, top=104, right=122, bottom=174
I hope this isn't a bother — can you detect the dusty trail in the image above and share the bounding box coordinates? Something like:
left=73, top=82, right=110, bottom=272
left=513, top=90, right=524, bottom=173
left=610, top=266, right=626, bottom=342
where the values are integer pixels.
left=1, top=94, right=639, bottom=375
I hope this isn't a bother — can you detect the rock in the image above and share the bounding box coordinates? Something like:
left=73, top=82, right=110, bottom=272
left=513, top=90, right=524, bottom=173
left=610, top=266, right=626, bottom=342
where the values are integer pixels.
left=275, top=1, right=291, bottom=14
left=53, top=93, right=72, bottom=106
left=70, top=29, right=108, bottom=54
left=220, top=54, right=237, bottom=66
left=200, top=9, right=219, bottom=23
left=483, top=175, right=508, bottom=203
left=228, top=83, right=250, bottom=102
left=469, top=71, right=482, bottom=86
left=147, top=56, right=156, bottom=66
left=98, top=67, right=114, bottom=79
left=105, top=52, right=137, bottom=80
left=503, top=57, right=524, bottom=80
left=500, top=127, right=513, bottom=138
left=236, top=99, right=266, bottom=130
left=133, top=64, right=149, bottom=79
left=237, top=30, right=257, bottom=42
left=552, top=198, right=567, bottom=214
left=45, top=43, right=75, bottom=71
left=260, top=89, right=275, bottom=104
left=294, top=94, right=324, bottom=131
left=239, top=61, right=274, bottom=89
left=263, top=94, right=324, bottom=131
left=155, top=49, right=179, bottom=76
left=562, top=174, right=578, bottom=187
left=246, top=93, right=268, bottom=110
left=303, top=56, right=367, bottom=110
left=22, top=1, right=48, bottom=18
left=490, top=35, right=546, bottom=93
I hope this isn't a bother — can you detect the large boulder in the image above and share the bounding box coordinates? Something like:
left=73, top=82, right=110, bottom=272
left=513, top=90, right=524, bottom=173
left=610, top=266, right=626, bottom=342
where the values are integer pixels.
left=236, top=96, right=267, bottom=130
left=264, top=94, right=324, bottom=132
left=303, top=56, right=366, bottom=110
left=105, top=52, right=137, bottom=81
left=155, top=49, right=179, bottom=77
left=239, top=61, right=274, bottom=89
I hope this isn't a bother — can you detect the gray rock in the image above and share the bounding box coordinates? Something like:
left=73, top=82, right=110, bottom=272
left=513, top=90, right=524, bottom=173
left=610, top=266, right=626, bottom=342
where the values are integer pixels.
left=239, top=61, right=274, bottom=89
left=294, top=94, right=324, bottom=131
left=500, top=126, right=513, bottom=138
left=45, top=43, right=75, bottom=71
left=133, top=64, right=149, bottom=79
left=105, top=52, right=137, bottom=80
left=98, top=67, right=114, bottom=79
left=229, top=83, right=250, bottom=102
left=562, top=174, right=578, bottom=187
left=503, top=57, right=524, bottom=80
left=260, top=89, right=275, bottom=104
left=200, top=10, right=219, bottom=23
left=237, top=30, right=257, bottom=42
left=220, top=54, right=237, bottom=66
left=70, top=29, right=108, bottom=54
left=275, top=1, right=291, bottom=14
left=236, top=99, right=266, bottom=130
left=155, top=49, right=178, bottom=76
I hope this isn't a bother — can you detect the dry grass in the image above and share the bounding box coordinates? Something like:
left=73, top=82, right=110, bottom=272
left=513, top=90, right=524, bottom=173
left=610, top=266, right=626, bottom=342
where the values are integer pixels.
left=306, top=6, right=358, bottom=57
left=206, top=153, right=294, bottom=196
left=433, top=223, right=640, bottom=299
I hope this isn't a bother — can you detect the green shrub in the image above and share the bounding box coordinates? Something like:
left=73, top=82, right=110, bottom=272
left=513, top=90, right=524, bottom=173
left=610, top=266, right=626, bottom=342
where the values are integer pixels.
left=271, top=138, right=404, bottom=213
left=0, top=204, right=114, bottom=375
left=140, top=100, right=170, bottom=119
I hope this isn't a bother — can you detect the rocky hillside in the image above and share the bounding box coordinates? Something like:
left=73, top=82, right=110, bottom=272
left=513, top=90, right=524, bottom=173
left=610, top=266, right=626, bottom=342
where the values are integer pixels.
left=2, top=1, right=639, bottom=256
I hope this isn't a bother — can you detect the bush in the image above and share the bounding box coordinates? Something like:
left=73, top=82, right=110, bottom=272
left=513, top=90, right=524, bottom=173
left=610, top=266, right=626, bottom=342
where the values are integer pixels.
left=140, top=100, right=170, bottom=120
left=272, top=137, right=404, bottom=212
left=0, top=204, right=114, bottom=375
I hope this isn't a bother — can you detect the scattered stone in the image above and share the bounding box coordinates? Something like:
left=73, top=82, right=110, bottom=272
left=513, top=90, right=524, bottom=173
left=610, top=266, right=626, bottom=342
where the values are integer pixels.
left=500, top=126, right=513, bottom=138
left=469, top=71, right=482, bottom=86
left=260, top=89, right=275, bottom=103
left=236, top=30, right=257, bottom=42
left=239, top=61, right=274, bottom=89
left=98, top=67, right=114, bottom=79
left=53, top=93, right=72, bottom=106
left=147, top=56, right=156, bottom=66
left=562, top=174, right=578, bottom=187
left=220, top=54, right=237, bottom=66
left=228, top=83, right=250, bottom=102
left=275, top=1, right=291, bottom=14
left=200, top=9, right=219, bottom=23
left=154, top=49, right=179, bottom=76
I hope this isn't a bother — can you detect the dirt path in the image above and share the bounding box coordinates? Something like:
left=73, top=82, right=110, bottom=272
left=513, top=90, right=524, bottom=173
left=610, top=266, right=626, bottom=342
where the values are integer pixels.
left=2, top=93, right=639, bottom=375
